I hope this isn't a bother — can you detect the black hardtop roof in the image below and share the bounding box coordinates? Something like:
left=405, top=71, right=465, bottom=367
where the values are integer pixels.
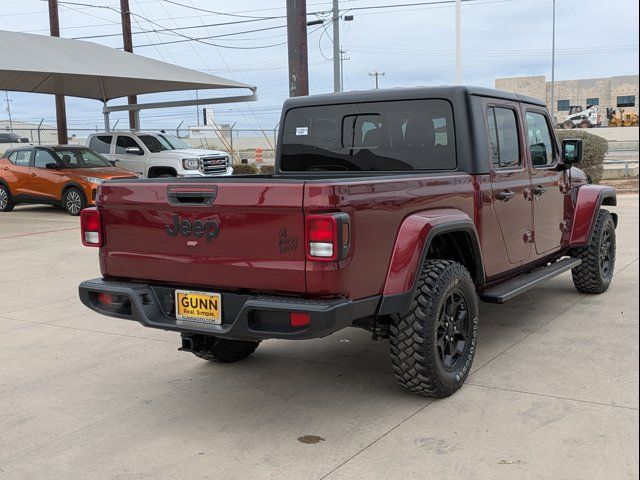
left=10, top=144, right=90, bottom=150
left=282, top=85, right=545, bottom=109
left=3, top=144, right=92, bottom=154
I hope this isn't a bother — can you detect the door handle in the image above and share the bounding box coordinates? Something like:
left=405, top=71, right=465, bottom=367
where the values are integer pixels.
left=30, top=172, right=37, bottom=177
left=533, top=186, right=547, bottom=196
left=496, top=190, right=516, bottom=201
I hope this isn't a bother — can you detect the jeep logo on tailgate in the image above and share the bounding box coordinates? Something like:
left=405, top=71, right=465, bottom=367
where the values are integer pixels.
left=165, top=214, right=219, bottom=242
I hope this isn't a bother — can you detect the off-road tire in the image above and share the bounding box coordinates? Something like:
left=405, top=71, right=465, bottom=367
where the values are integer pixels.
left=63, top=187, right=85, bottom=216
left=571, top=209, right=616, bottom=294
left=389, top=259, right=479, bottom=397
left=194, top=338, right=259, bottom=363
left=0, top=184, right=15, bottom=212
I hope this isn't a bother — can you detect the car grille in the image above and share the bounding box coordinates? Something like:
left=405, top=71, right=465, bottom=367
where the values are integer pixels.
left=200, top=156, right=228, bottom=174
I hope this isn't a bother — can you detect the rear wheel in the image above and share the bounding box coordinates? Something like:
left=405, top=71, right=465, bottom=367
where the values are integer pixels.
left=63, top=187, right=85, bottom=216
left=192, top=337, right=259, bottom=363
left=0, top=184, right=15, bottom=212
left=571, top=209, right=616, bottom=293
left=389, top=259, right=479, bottom=397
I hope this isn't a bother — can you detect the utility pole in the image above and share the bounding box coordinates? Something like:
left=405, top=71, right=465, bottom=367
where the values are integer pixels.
left=455, top=0, right=461, bottom=84
left=339, top=49, right=349, bottom=92
left=48, top=0, right=68, bottom=145
left=286, top=0, right=309, bottom=97
left=332, top=0, right=341, bottom=93
left=369, top=71, right=385, bottom=89
left=4, top=92, right=13, bottom=131
left=120, top=0, right=139, bottom=130
left=550, top=0, right=556, bottom=123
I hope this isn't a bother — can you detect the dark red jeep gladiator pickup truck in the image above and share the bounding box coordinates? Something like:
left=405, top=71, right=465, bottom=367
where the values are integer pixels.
left=79, top=86, right=617, bottom=397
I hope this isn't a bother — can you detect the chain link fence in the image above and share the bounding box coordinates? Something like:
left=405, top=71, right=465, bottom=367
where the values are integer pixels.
left=1, top=125, right=278, bottom=165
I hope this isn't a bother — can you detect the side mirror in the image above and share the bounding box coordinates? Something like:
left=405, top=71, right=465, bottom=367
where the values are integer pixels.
left=109, top=160, right=118, bottom=166
left=45, top=162, right=60, bottom=170
left=125, top=146, right=143, bottom=155
left=561, top=138, right=583, bottom=165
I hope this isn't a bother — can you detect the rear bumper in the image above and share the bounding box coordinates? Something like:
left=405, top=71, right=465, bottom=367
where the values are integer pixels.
left=78, top=278, right=379, bottom=341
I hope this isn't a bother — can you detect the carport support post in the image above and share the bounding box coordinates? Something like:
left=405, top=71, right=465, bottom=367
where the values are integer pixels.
left=120, top=0, right=139, bottom=131
left=48, top=0, right=68, bottom=145
left=103, top=105, right=111, bottom=132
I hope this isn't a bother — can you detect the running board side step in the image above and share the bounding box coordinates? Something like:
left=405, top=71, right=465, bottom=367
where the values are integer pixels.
left=480, top=257, right=582, bottom=304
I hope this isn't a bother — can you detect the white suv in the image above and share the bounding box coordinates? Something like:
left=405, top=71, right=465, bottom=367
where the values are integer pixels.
left=86, top=131, right=233, bottom=178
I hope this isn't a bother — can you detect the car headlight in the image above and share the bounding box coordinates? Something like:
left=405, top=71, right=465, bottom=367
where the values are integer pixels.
left=182, top=158, right=200, bottom=170
left=81, top=177, right=106, bottom=185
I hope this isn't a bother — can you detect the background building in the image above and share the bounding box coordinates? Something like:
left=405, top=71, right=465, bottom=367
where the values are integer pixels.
left=495, top=75, right=639, bottom=123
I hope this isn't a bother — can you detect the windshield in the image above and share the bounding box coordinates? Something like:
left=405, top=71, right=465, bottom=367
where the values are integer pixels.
left=138, top=134, right=191, bottom=153
left=280, top=99, right=456, bottom=172
left=53, top=148, right=113, bottom=168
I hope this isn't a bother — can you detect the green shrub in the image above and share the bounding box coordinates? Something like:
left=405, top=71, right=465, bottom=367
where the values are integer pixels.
left=555, top=130, right=608, bottom=184
left=232, top=163, right=258, bottom=175
left=232, top=163, right=275, bottom=175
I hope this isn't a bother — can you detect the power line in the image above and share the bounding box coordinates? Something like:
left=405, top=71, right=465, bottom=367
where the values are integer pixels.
left=132, top=25, right=289, bottom=48
left=160, top=0, right=280, bottom=20
left=71, top=15, right=283, bottom=39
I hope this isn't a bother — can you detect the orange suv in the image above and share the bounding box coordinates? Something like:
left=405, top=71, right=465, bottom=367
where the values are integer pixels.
left=0, top=145, right=138, bottom=215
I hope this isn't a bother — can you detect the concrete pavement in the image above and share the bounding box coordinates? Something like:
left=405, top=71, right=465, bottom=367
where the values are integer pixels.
left=0, top=197, right=638, bottom=480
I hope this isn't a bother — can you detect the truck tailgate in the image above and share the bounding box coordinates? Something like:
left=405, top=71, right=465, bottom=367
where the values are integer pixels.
left=99, top=180, right=306, bottom=294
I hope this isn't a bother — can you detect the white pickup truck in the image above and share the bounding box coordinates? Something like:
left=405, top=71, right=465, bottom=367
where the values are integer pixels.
left=86, top=131, right=233, bottom=178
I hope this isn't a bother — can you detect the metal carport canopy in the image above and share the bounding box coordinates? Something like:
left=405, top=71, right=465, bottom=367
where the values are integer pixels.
left=0, top=30, right=256, bottom=127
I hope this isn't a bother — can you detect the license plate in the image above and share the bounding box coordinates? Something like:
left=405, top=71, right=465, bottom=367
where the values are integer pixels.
left=175, top=290, right=221, bottom=324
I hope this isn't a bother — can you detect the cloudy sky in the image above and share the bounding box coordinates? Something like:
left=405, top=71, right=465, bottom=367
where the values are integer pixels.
left=1, top=0, right=638, bottom=132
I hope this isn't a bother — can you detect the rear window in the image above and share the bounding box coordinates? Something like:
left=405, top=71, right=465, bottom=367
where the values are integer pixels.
left=280, top=99, right=456, bottom=172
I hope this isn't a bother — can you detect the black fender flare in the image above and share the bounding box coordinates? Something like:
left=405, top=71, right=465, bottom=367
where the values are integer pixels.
left=377, top=220, right=485, bottom=316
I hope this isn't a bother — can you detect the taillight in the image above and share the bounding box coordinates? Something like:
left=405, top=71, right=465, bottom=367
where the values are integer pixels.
left=306, top=213, right=350, bottom=261
left=81, top=207, right=103, bottom=247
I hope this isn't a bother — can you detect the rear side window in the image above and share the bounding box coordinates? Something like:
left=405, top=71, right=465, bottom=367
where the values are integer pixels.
left=115, top=136, right=140, bottom=154
left=280, top=99, right=456, bottom=172
left=525, top=111, right=556, bottom=167
left=89, top=135, right=112, bottom=154
left=8, top=150, right=31, bottom=166
left=486, top=107, right=520, bottom=169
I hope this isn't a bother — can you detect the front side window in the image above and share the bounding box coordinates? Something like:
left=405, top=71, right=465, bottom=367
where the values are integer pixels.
left=525, top=111, right=556, bottom=168
left=138, top=134, right=191, bottom=153
left=115, top=136, right=141, bottom=154
left=88, top=135, right=112, bottom=154
left=617, top=95, right=636, bottom=107
left=34, top=150, right=58, bottom=169
left=486, top=107, right=520, bottom=169
left=280, top=99, right=456, bottom=172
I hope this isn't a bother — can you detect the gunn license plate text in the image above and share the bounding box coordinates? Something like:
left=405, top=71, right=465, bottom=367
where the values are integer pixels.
left=175, top=290, right=221, bottom=324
